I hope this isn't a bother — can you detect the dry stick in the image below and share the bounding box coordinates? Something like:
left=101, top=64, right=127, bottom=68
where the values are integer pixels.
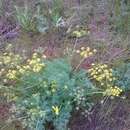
left=99, top=96, right=117, bottom=122
left=102, top=96, right=109, bottom=107
left=66, top=38, right=78, bottom=65
left=97, top=96, right=109, bottom=121
left=71, top=38, right=78, bottom=57
left=74, top=57, right=85, bottom=72
left=68, top=38, right=78, bottom=68
left=106, top=48, right=128, bottom=63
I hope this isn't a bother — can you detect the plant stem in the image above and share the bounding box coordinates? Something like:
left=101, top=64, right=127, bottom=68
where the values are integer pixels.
left=74, top=58, right=85, bottom=72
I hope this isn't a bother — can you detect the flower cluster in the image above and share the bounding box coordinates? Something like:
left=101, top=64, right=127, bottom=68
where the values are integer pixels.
left=0, top=52, right=22, bottom=66
left=72, top=30, right=87, bottom=38
left=71, top=26, right=90, bottom=38
left=6, top=70, right=18, bottom=80
left=73, top=86, right=86, bottom=110
left=88, top=63, right=115, bottom=86
left=0, top=52, right=45, bottom=81
left=27, top=53, right=45, bottom=73
left=104, top=86, right=123, bottom=97
left=87, top=63, right=123, bottom=97
left=76, top=47, right=97, bottom=58
left=9, top=101, right=45, bottom=129
left=6, top=53, right=45, bottom=80
left=50, top=80, right=57, bottom=93
left=0, top=52, right=23, bottom=82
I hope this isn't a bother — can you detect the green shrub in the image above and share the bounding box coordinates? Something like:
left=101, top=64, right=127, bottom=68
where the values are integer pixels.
left=14, top=0, right=64, bottom=33
left=35, top=0, right=64, bottom=33
left=15, top=4, right=37, bottom=32
left=113, top=62, right=130, bottom=91
left=6, top=57, right=99, bottom=130
left=0, top=46, right=125, bottom=130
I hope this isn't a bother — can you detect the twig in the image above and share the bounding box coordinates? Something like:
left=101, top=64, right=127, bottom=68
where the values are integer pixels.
left=74, top=58, right=85, bottom=72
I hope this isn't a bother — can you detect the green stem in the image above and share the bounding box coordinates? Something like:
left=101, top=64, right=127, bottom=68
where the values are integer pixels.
left=86, top=91, right=104, bottom=95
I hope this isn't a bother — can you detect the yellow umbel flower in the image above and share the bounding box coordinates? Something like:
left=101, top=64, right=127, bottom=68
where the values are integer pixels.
left=19, top=68, right=26, bottom=74
left=77, top=47, right=97, bottom=58
left=32, top=53, right=38, bottom=58
left=32, top=64, right=44, bottom=73
left=6, top=70, right=17, bottom=79
left=104, top=86, right=123, bottom=97
left=72, top=30, right=87, bottom=38
left=3, top=56, right=11, bottom=64
left=52, top=106, right=60, bottom=116
left=1, top=51, right=46, bottom=82
left=27, top=53, right=45, bottom=73
left=88, top=63, right=115, bottom=84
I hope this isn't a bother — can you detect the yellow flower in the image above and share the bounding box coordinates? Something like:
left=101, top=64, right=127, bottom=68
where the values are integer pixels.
left=113, top=77, right=116, bottom=80
left=96, top=77, right=102, bottom=81
left=77, top=47, right=97, bottom=58
left=91, top=63, right=95, bottom=66
left=97, top=69, right=102, bottom=72
left=32, top=53, right=38, bottom=58
left=15, top=54, right=21, bottom=59
left=88, top=52, right=93, bottom=56
left=51, top=88, right=56, bottom=93
left=4, top=56, right=11, bottom=64
left=104, top=86, right=122, bottom=97
left=6, top=70, right=17, bottom=80
left=93, top=49, right=97, bottom=53
left=88, top=63, right=115, bottom=87
left=1, top=69, right=5, bottom=72
left=16, top=65, right=21, bottom=69
left=109, top=78, right=113, bottom=82
left=86, top=47, right=90, bottom=51
left=33, top=63, right=45, bottom=72
left=80, top=51, right=86, bottom=57
left=76, top=50, right=80, bottom=53
left=101, top=83, right=104, bottom=86
left=104, top=70, right=109, bottom=73
left=93, top=75, right=97, bottom=78
left=81, top=47, right=85, bottom=50
left=29, top=59, right=36, bottom=65
left=33, top=65, right=42, bottom=72
left=72, top=31, right=81, bottom=38
left=19, top=68, right=26, bottom=74
left=37, top=58, right=41, bottom=62
left=52, top=106, right=60, bottom=115
left=103, top=64, right=108, bottom=68
left=42, top=55, right=47, bottom=59
left=3, top=52, right=8, bottom=55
